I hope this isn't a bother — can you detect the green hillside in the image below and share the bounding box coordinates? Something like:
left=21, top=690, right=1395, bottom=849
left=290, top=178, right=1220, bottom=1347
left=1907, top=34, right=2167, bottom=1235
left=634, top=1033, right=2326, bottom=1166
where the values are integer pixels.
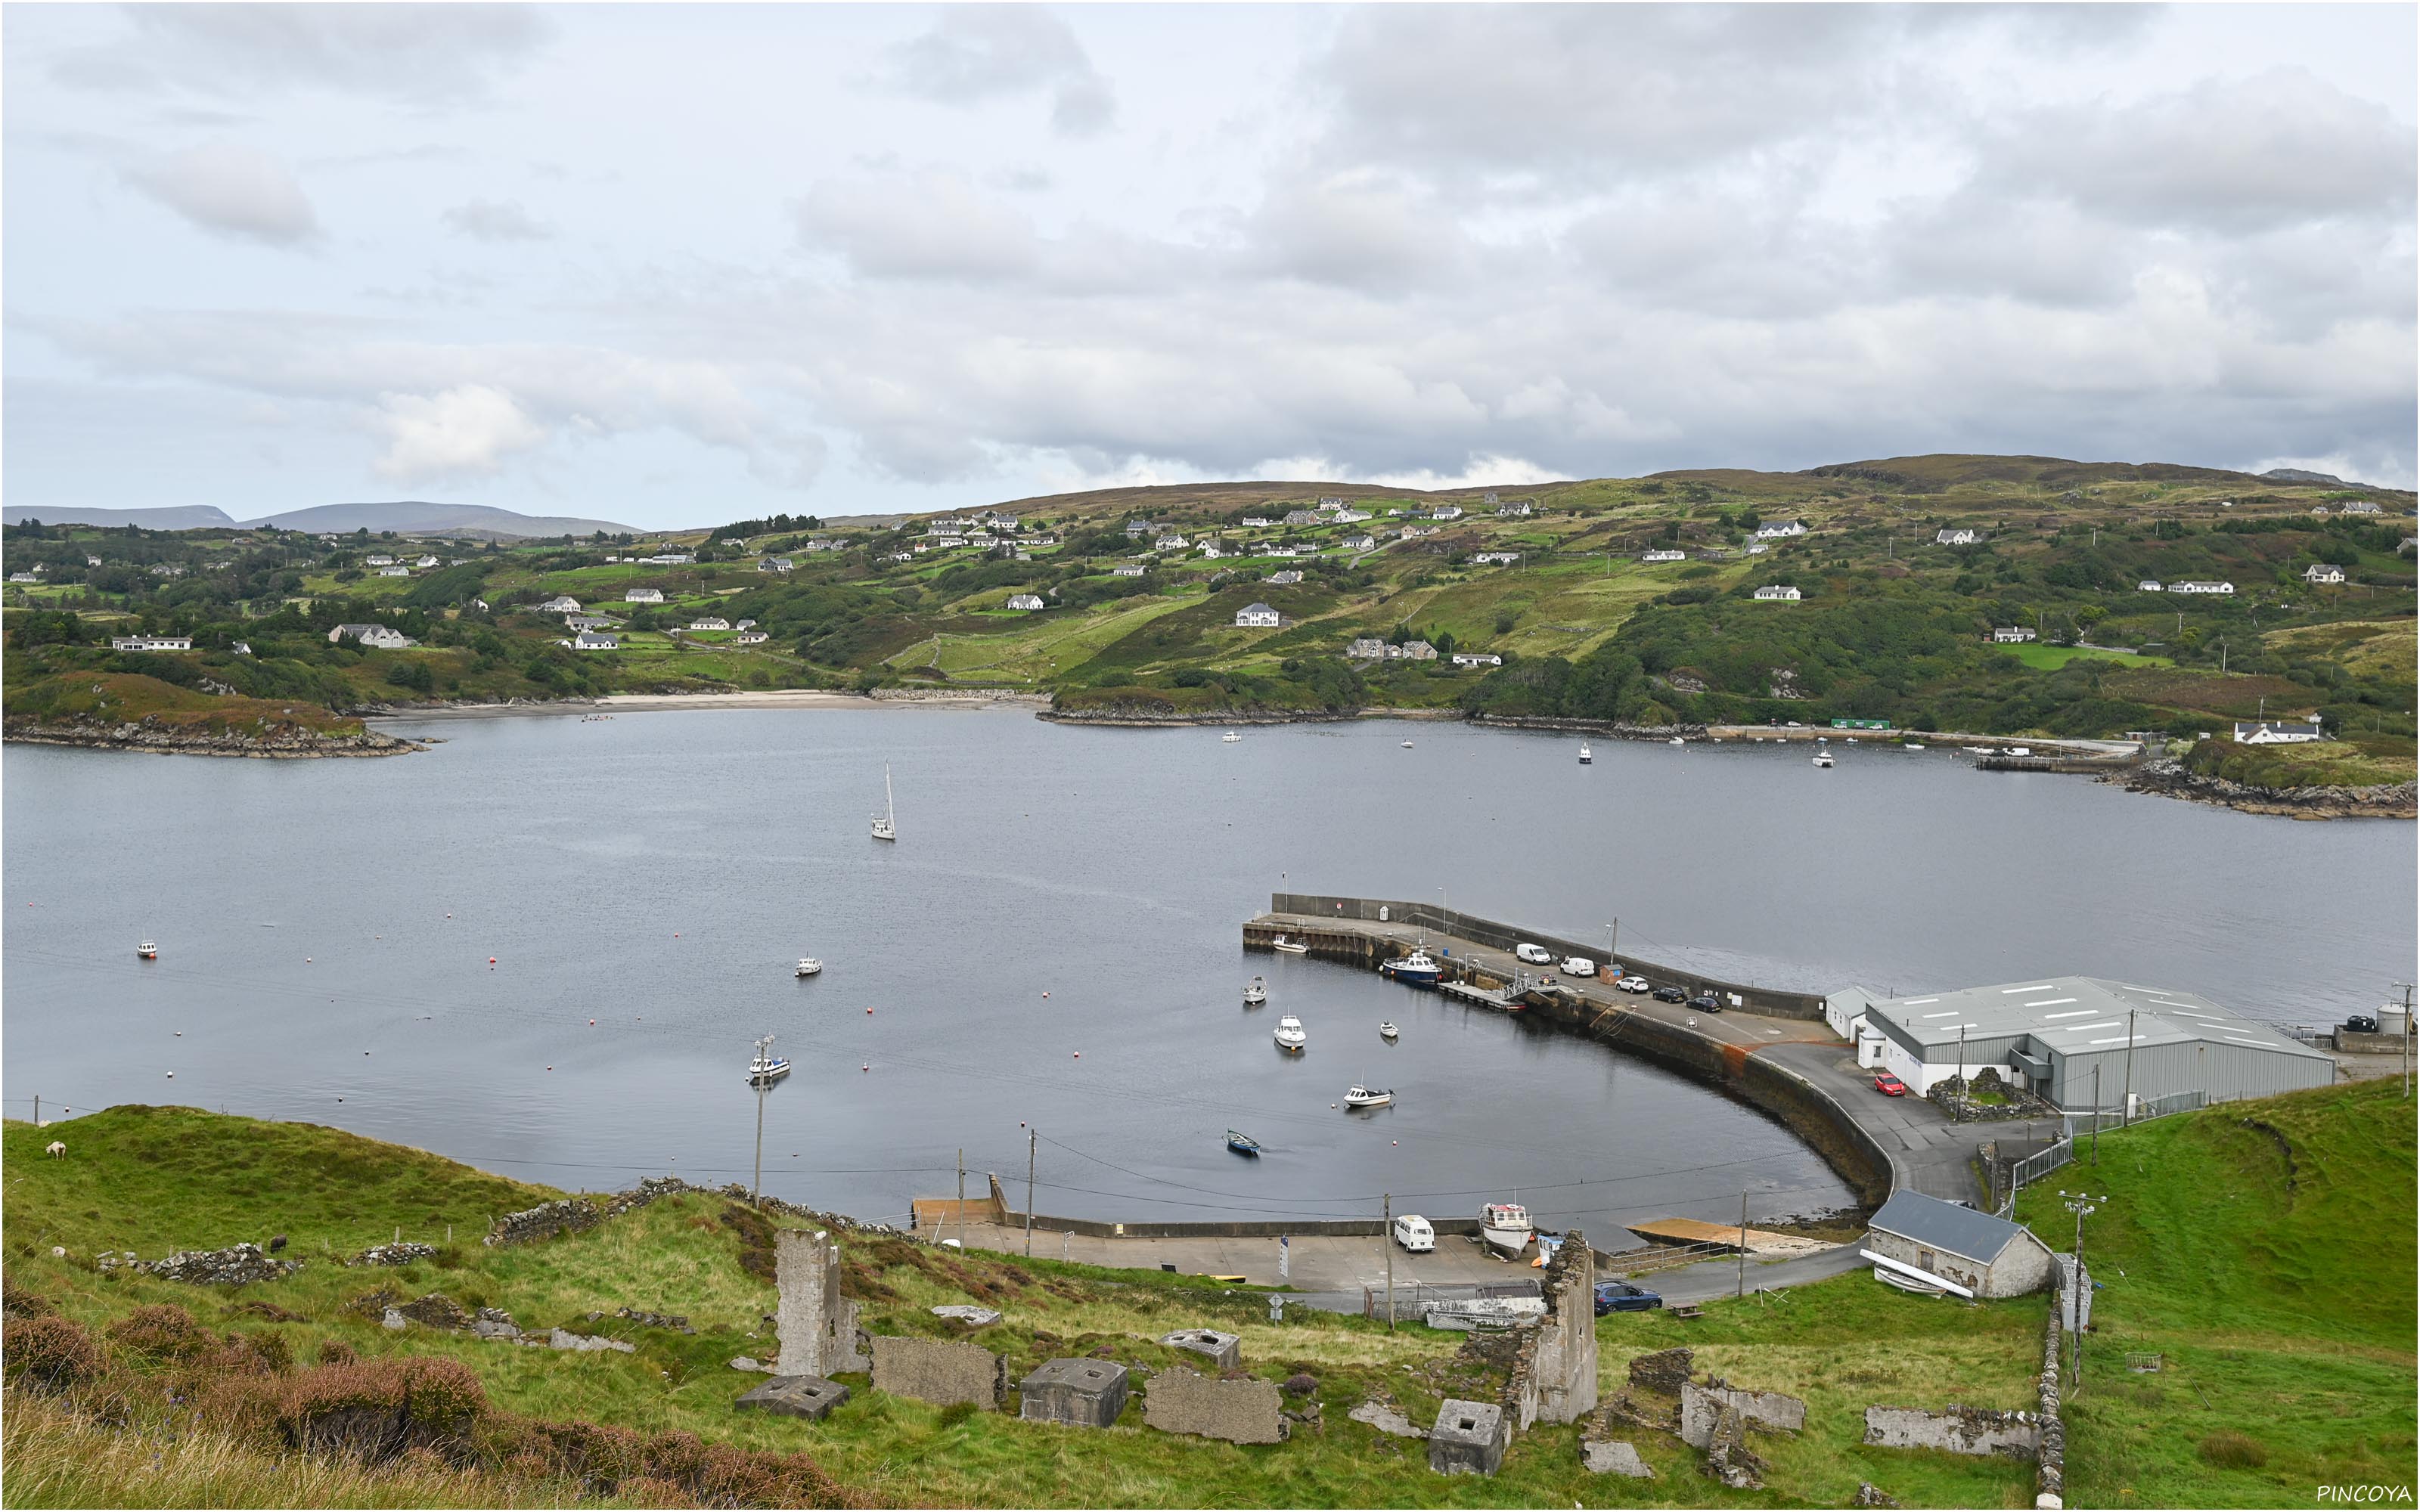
left=6, top=457, right=2414, bottom=780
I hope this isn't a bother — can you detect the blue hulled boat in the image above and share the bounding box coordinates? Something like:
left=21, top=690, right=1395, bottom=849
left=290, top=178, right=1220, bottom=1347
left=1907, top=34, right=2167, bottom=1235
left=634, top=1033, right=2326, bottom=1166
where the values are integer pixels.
left=1226, top=1129, right=1261, bottom=1156
left=1379, top=949, right=1443, bottom=988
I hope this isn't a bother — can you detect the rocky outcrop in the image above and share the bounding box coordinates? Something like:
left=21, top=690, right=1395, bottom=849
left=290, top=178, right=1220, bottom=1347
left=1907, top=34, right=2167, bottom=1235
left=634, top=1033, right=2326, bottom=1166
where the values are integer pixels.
left=5, top=717, right=420, bottom=760
left=2113, top=759, right=2415, bottom=820
left=96, top=1243, right=302, bottom=1285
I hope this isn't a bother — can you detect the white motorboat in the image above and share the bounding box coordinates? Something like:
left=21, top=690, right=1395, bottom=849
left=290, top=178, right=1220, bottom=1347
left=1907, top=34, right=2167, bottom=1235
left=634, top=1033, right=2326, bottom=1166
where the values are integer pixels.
left=1274, top=1015, right=1307, bottom=1052
left=1905, top=742, right=1925, bottom=751
left=795, top=957, right=822, bottom=978
left=1379, top=1021, right=1400, bottom=1040
left=1668, top=736, right=1685, bottom=745
left=1243, top=975, right=1267, bottom=1005
left=137, top=940, right=158, bottom=960
left=1222, top=730, right=1243, bottom=743
left=1578, top=742, right=1593, bottom=764
left=1270, top=935, right=1309, bottom=955
left=1479, top=1201, right=1535, bottom=1259
left=1401, top=740, right=1414, bottom=748
left=1344, top=1085, right=1392, bottom=1108
left=1813, top=752, right=1834, bottom=768
left=871, top=764, right=897, bottom=841
left=748, top=1035, right=791, bottom=1083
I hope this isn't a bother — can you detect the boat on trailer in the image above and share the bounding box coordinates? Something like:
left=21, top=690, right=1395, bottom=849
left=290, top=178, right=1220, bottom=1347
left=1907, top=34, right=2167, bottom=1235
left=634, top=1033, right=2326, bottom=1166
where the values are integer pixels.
left=1479, top=1201, right=1535, bottom=1258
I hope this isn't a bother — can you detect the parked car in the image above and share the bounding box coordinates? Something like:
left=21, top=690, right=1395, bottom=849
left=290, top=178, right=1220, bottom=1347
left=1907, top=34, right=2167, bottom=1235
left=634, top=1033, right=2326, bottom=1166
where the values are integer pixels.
left=1618, top=975, right=1653, bottom=994
left=1688, top=992, right=1722, bottom=1012
left=1514, top=943, right=1553, bottom=965
left=1652, top=984, right=1687, bottom=1003
left=1592, top=1279, right=1664, bottom=1315
left=1562, top=956, right=1596, bottom=977
left=2347, top=1014, right=2380, bottom=1034
left=1392, top=1213, right=1435, bottom=1253
left=1873, top=1071, right=1908, bottom=1097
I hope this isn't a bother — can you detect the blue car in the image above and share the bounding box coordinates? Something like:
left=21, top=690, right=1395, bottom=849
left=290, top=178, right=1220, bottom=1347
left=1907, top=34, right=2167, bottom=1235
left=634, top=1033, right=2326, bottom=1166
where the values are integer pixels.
left=1593, top=1280, right=1664, bottom=1315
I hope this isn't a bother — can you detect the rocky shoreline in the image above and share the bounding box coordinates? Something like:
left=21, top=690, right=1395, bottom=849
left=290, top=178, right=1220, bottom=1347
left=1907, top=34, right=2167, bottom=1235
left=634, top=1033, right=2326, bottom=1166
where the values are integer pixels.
left=2108, top=758, right=2415, bottom=820
left=4, top=718, right=423, bottom=759
left=1038, top=702, right=1469, bottom=728
left=1465, top=712, right=1710, bottom=741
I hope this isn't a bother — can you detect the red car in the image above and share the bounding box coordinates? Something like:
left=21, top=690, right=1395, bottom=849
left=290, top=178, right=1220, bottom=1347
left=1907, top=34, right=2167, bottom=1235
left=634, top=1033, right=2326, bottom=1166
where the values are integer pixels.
left=1872, top=1072, right=1908, bottom=1097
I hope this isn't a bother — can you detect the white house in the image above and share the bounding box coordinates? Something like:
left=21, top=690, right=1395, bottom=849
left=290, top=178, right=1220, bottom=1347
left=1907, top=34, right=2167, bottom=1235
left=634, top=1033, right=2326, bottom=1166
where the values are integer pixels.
left=1753, top=584, right=1802, bottom=601
left=1451, top=652, right=1503, bottom=668
left=1154, top=535, right=1189, bottom=551
left=1401, top=525, right=1438, bottom=540
left=1265, top=569, right=1304, bottom=585
left=8, top=572, right=39, bottom=584
left=1334, top=508, right=1373, bottom=524
left=2170, top=580, right=2234, bottom=595
left=110, top=634, right=194, bottom=652
left=231, top=641, right=253, bottom=655
left=2341, top=500, right=2384, bottom=515
left=1346, top=637, right=1387, bottom=659
left=1112, top=565, right=1146, bottom=577
left=1497, top=500, right=1533, bottom=517
left=2232, top=720, right=2323, bottom=745
left=1754, top=519, right=1807, bottom=539
left=328, top=623, right=414, bottom=649
left=883, top=551, right=914, bottom=562
left=1006, top=593, right=1046, bottom=612
left=1317, top=496, right=1347, bottom=508
left=1742, top=542, right=1770, bottom=555
left=377, top=565, right=410, bottom=578
left=2303, top=562, right=2346, bottom=584
left=690, top=617, right=731, bottom=631
left=734, top=618, right=756, bottom=631
left=414, top=555, right=440, bottom=569
left=86, top=555, right=102, bottom=567
left=1935, top=528, right=1984, bottom=546
left=931, top=536, right=967, bottom=549
left=1241, top=516, right=1274, bottom=529
left=2310, top=504, right=2332, bottom=517
left=566, top=615, right=612, bottom=631
left=571, top=631, right=619, bottom=650
left=1992, top=627, right=2037, bottom=643
left=2137, top=580, right=2164, bottom=593
left=1342, top=535, right=1377, bottom=550
left=1472, top=551, right=1521, bottom=565
left=1236, top=602, right=1281, bottom=627
left=540, top=596, right=583, bottom=613
left=734, top=630, right=769, bottom=644
left=366, top=553, right=396, bottom=566
left=625, top=587, right=665, bottom=603
left=1429, top=505, right=1464, bottom=521
left=1641, top=549, right=1687, bottom=562
left=759, top=557, right=794, bottom=573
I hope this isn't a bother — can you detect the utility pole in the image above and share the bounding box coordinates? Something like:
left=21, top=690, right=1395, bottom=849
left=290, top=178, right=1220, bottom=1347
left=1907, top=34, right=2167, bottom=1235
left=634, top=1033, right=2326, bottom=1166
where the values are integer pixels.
left=2399, top=984, right=2415, bottom=1100
left=1383, top=1192, right=1395, bottom=1331
left=956, top=1148, right=966, bottom=1254
left=1736, top=1192, right=1748, bottom=1299
left=1025, top=1128, right=1038, bottom=1256
left=2091, top=1065, right=2101, bottom=1166
left=31, top=1095, right=37, bottom=1128
left=1607, top=919, right=1619, bottom=964
left=2121, top=1009, right=2137, bottom=1126
left=750, top=1035, right=772, bottom=1209
left=2058, top=1190, right=2106, bottom=1392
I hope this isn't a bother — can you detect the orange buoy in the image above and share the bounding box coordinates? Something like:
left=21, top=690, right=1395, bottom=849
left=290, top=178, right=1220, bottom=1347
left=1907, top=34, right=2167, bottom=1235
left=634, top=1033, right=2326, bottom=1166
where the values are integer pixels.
left=589, top=1018, right=596, bottom=1026
left=489, top=956, right=497, bottom=964
left=1072, top=1052, right=1081, bottom=1058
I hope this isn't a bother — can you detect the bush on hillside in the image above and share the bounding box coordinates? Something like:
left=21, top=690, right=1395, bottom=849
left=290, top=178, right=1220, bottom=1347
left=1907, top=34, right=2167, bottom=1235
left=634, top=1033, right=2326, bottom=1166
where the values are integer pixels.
left=3, top=1316, right=106, bottom=1393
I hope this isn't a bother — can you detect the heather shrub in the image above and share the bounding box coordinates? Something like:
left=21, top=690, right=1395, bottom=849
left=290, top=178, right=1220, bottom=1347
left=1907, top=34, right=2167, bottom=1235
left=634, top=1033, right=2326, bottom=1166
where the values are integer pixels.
left=105, top=1303, right=207, bottom=1360
left=3, top=1316, right=106, bottom=1393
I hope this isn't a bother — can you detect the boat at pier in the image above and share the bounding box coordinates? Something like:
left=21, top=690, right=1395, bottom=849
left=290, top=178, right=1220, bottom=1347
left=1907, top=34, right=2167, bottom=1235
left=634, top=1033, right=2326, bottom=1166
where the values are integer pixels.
left=1380, top=949, right=1442, bottom=988
left=1344, top=1085, right=1392, bottom=1108
left=1274, top=1015, right=1307, bottom=1052
left=1243, top=975, right=1267, bottom=1005
left=1479, top=1201, right=1535, bottom=1258
left=1226, top=1129, right=1261, bottom=1155
left=1270, top=935, right=1308, bottom=955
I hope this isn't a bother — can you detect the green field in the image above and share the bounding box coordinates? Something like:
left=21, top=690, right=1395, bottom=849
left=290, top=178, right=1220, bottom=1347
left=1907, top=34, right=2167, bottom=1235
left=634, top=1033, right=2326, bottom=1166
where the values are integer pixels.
left=2000, top=644, right=2174, bottom=671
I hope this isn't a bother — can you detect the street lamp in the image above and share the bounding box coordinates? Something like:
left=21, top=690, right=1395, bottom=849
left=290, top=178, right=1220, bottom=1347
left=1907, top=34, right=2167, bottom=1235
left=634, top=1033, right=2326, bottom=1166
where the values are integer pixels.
left=2056, top=1190, right=2108, bottom=1390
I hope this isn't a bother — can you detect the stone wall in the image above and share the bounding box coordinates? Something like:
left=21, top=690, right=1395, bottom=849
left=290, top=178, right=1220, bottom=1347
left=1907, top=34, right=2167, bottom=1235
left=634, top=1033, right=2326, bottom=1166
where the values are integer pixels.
left=1863, top=1406, right=2040, bottom=1458
left=1142, top=1366, right=1289, bottom=1445
left=483, top=1198, right=600, bottom=1248
left=1679, top=1380, right=1806, bottom=1449
left=1506, top=1229, right=1598, bottom=1430
left=96, top=1243, right=302, bottom=1285
left=775, top=1230, right=867, bottom=1377
left=870, top=1335, right=1004, bottom=1410
left=2037, top=1284, right=2067, bottom=1509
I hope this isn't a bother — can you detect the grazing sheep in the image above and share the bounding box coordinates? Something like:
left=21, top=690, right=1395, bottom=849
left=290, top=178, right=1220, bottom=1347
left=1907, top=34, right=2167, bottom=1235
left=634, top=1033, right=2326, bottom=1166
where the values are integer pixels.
left=45, top=1142, right=65, bottom=1158
left=268, top=1234, right=287, bottom=1254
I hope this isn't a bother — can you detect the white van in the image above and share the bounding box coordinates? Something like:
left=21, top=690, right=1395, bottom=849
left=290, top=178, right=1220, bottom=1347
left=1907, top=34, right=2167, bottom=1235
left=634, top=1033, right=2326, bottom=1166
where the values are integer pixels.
left=1392, top=1213, right=1435, bottom=1253
left=1514, top=943, right=1553, bottom=965
left=1562, top=956, right=1596, bottom=978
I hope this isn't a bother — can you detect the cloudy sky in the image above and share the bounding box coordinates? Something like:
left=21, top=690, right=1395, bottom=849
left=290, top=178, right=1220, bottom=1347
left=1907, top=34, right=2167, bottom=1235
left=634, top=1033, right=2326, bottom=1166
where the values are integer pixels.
left=5, top=4, right=2413, bottom=529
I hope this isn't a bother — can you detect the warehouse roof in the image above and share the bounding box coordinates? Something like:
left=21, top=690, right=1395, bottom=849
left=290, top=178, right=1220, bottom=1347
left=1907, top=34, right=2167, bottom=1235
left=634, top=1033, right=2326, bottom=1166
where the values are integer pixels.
left=1870, top=1192, right=2048, bottom=1266
left=1865, top=978, right=2330, bottom=1062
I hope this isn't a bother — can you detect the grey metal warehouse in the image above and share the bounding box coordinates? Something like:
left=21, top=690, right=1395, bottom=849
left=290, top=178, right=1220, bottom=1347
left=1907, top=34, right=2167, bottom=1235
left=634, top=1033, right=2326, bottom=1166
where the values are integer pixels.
left=1842, top=976, right=2335, bottom=1111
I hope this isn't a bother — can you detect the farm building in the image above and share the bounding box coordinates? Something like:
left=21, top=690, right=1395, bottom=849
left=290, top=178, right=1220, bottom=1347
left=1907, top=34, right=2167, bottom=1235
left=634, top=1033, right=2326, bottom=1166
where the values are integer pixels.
left=1753, top=585, right=1801, bottom=602
left=1863, top=1192, right=2055, bottom=1299
left=1993, top=627, right=2036, bottom=643
left=1641, top=549, right=1686, bottom=562
left=625, top=588, right=665, bottom=603
left=1842, top=977, right=2334, bottom=1111
left=1935, top=528, right=1984, bottom=546
left=2302, top=563, right=2346, bottom=584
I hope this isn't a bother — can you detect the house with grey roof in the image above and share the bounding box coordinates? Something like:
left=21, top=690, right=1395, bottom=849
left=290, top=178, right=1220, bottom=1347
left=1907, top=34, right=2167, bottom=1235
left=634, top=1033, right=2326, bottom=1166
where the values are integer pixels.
left=2302, top=562, right=2345, bottom=584
left=1235, top=603, right=1281, bottom=627
left=1863, top=1191, right=2055, bottom=1299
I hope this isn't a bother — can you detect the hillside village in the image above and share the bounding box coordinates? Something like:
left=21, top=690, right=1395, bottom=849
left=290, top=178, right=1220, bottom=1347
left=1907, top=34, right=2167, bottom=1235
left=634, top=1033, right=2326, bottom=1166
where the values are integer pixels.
left=4, top=455, right=2415, bottom=790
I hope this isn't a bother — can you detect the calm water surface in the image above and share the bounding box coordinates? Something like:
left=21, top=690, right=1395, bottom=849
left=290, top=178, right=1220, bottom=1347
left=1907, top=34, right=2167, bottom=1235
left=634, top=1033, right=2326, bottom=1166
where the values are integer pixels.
left=5, top=710, right=2409, bottom=1239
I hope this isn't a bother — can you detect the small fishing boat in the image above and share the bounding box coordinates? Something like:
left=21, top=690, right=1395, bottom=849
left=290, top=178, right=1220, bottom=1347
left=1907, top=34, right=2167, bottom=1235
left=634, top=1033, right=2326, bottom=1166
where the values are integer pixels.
left=1668, top=736, right=1685, bottom=746
left=1274, top=1015, right=1307, bottom=1052
left=1344, top=1085, right=1392, bottom=1108
left=1578, top=742, right=1593, bottom=764
left=1222, top=730, right=1243, bottom=743
left=1379, top=1021, right=1400, bottom=1041
left=1226, top=1129, right=1261, bottom=1156
left=1380, top=949, right=1442, bottom=988
left=1243, top=975, right=1267, bottom=1005
left=748, top=1036, right=791, bottom=1083
left=870, top=764, right=897, bottom=841
left=1270, top=935, right=1309, bottom=955
left=1904, top=742, right=1925, bottom=751
left=1813, top=751, right=1834, bottom=768
left=1479, top=1201, right=1535, bottom=1259
left=795, top=957, right=822, bottom=978
left=1401, top=740, right=1414, bottom=748
left=137, top=940, right=157, bottom=960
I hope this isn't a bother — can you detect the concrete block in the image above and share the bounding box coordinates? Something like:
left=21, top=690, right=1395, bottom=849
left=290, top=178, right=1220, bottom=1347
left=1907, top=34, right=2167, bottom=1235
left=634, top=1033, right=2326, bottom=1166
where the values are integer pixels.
left=870, top=1334, right=1005, bottom=1410
left=1019, top=1358, right=1129, bottom=1428
left=1143, top=1365, right=1288, bottom=1445
left=1159, top=1328, right=1241, bottom=1370
left=776, top=1229, right=868, bottom=1377
left=1426, top=1399, right=1507, bottom=1476
left=1348, top=1400, right=1426, bottom=1439
left=1581, top=1439, right=1655, bottom=1478
left=1863, top=1405, right=2041, bottom=1458
left=932, top=1305, right=1002, bottom=1327
left=1680, top=1379, right=1804, bottom=1448
left=737, top=1374, right=849, bottom=1421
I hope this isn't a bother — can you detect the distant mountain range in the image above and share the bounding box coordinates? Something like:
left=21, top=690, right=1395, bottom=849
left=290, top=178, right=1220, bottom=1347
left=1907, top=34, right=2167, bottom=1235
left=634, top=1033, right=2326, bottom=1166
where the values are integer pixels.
left=0, top=501, right=638, bottom=538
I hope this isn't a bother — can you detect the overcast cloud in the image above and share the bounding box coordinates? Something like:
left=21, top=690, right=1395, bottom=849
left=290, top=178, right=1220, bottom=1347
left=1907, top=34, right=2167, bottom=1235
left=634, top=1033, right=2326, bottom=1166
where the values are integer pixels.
left=4, top=3, right=2412, bottom=527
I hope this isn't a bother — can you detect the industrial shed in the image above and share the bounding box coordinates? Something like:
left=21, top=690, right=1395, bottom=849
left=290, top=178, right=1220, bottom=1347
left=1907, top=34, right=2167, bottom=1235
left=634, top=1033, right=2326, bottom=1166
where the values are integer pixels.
left=1850, top=977, right=2335, bottom=1112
